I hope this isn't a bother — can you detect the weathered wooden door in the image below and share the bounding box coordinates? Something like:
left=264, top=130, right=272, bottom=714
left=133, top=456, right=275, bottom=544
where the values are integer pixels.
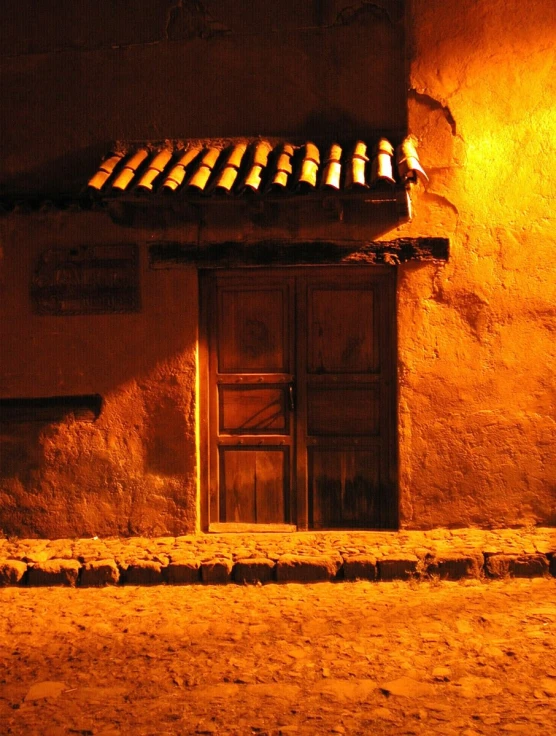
left=201, top=267, right=397, bottom=530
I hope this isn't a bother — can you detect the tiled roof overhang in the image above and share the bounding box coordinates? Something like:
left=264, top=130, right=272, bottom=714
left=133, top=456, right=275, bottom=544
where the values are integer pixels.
left=88, top=137, right=429, bottom=239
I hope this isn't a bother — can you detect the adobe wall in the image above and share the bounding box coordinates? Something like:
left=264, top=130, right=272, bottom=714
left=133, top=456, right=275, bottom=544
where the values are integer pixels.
left=0, top=0, right=554, bottom=536
left=0, top=211, right=199, bottom=537
left=0, top=0, right=407, bottom=538
left=396, top=0, right=556, bottom=526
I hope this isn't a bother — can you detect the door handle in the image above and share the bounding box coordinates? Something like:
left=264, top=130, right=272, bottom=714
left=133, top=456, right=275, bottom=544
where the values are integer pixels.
left=288, top=383, right=295, bottom=412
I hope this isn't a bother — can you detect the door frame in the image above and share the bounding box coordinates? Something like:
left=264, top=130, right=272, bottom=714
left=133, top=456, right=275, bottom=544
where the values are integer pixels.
left=199, top=265, right=398, bottom=532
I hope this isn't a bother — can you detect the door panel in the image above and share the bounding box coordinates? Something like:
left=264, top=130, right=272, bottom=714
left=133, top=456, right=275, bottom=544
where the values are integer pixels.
left=220, top=386, right=288, bottom=433
left=219, top=288, right=288, bottom=372
left=307, top=386, right=379, bottom=436
left=308, top=287, right=377, bottom=373
left=220, top=447, right=288, bottom=523
left=299, top=272, right=395, bottom=529
left=309, top=447, right=381, bottom=528
left=208, top=273, right=295, bottom=525
left=203, top=267, right=397, bottom=530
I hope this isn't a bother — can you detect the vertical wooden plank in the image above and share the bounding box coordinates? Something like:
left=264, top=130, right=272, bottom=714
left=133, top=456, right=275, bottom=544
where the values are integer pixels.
left=199, top=270, right=219, bottom=529
left=309, top=448, right=381, bottom=528
left=378, top=269, right=398, bottom=527
left=220, top=448, right=287, bottom=524
left=221, top=449, right=257, bottom=523
left=295, top=274, right=309, bottom=529
left=254, top=450, right=287, bottom=523
left=309, top=449, right=341, bottom=528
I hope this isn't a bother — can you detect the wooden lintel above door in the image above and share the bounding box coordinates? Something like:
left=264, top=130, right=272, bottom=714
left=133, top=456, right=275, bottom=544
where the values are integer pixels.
left=150, top=237, right=449, bottom=269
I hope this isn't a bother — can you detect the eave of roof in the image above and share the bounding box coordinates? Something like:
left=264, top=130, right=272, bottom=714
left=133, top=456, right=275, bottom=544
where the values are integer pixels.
left=88, top=136, right=427, bottom=198
left=84, top=136, right=428, bottom=233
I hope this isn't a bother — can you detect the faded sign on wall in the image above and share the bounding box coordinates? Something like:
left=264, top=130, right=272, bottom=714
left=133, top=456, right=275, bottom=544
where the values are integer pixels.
left=31, top=244, right=140, bottom=315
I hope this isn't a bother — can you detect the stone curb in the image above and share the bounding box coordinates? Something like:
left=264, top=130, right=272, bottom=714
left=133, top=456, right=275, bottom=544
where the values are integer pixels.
left=0, top=548, right=554, bottom=587
left=485, top=552, right=549, bottom=579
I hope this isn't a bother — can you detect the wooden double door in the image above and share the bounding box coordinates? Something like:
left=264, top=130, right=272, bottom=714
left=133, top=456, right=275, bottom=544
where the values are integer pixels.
left=201, top=267, right=397, bottom=530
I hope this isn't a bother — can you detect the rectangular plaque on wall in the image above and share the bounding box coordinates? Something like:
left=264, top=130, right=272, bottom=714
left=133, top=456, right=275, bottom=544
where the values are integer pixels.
left=31, top=245, right=140, bottom=315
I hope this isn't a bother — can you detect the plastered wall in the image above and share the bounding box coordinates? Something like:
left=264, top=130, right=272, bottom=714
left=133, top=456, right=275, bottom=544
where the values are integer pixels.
left=0, top=212, right=199, bottom=537
left=0, top=0, right=554, bottom=536
left=395, top=0, right=556, bottom=526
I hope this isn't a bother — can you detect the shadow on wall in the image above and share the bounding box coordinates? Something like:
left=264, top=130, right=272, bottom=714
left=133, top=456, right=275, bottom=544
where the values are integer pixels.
left=0, top=396, right=103, bottom=483
left=0, top=144, right=114, bottom=200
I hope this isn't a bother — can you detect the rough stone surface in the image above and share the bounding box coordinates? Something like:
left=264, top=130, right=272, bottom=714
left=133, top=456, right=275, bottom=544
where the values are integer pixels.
left=276, top=554, right=342, bottom=583
left=124, top=560, right=165, bottom=585
left=377, top=555, right=419, bottom=581
left=342, top=555, right=377, bottom=581
left=486, top=553, right=549, bottom=579
left=201, top=559, right=233, bottom=584
left=27, top=559, right=81, bottom=587
left=233, top=558, right=275, bottom=584
left=4, top=579, right=556, bottom=733
left=0, top=528, right=554, bottom=586
left=167, top=558, right=200, bottom=584
left=380, top=676, right=435, bottom=698
left=80, top=559, right=120, bottom=587
left=426, top=552, right=484, bottom=580
left=0, top=559, right=28, bottom=585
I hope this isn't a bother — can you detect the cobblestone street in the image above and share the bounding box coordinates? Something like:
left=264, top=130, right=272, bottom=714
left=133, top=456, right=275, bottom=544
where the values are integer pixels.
left=2, top=578, right=556, bottom=735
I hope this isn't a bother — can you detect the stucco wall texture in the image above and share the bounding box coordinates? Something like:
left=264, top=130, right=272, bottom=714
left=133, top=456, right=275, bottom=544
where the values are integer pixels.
left=0, top=214, right=200, bottom=537
left=396, top=0, right=556, bottom=528
left=0, top=0, right=555, bottom=536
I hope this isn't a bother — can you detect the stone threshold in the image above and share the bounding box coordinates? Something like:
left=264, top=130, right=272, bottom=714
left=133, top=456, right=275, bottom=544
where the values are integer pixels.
left=1, top=528, right=555, bottom=587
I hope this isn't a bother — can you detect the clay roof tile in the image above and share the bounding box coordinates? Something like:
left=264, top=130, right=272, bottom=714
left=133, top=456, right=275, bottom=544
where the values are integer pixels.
left=87, top=137, right=426, bottom=197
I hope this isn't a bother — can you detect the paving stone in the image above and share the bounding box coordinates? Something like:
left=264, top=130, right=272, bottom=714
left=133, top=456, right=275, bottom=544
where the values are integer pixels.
left=342, top=555, right=377, bottom=581
left=486, top=553, right=549, bottom=578
left=24, top=681, right=66, bottom=702
left=312, top=677, right=378, bottom=701
left=124, top=560, right=165, bottom=585
left=201, top=558, right=233, bottom=584
left=377, top=555, right=419, bottom=581
left=454, top=675, right=503, bottom=698
left=276, top=554, right=341, bottom=582
left=80, top=559, right=120, bottom=586
left=22, top=548, right=54, bottom=563
left=45, top=539, right=75, bottom=559
left=3, top=528, right=556, bottom=587
left=0, top=559, right=28, bottom=585
left=150, top=553, right=170, bottom=566
left=379, top=675, right=435, bottom=697
left=12, top=539, right=50, bottom=549
left=167, top=557, right=201, bottom=584
left=426, top=551, right=484, bottom=580
left=511, top=554, right=550, bottom=577
left=73, top=539, right=112, bottom=562
left=28, top=559, right=81, bottom=587
left=535, top=540, right=556, bottom=554
left=233, top=558, right=275, bottom=584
